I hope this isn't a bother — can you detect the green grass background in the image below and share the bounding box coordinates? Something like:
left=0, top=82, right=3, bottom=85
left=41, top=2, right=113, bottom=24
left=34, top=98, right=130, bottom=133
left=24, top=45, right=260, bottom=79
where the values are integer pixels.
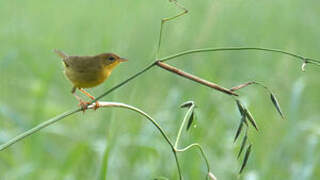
left=0, top=0, right=320, bottom=179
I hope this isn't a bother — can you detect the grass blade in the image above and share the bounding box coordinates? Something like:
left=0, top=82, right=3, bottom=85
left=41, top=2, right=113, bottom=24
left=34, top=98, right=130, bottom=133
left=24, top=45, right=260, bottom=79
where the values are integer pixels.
left=237, top=132, right=248, bottom=159
left=270, top=93, right=285, bottom=120
left=239, top=144, right=252, bottom=174
left=244, top=109, right=259, bottom=132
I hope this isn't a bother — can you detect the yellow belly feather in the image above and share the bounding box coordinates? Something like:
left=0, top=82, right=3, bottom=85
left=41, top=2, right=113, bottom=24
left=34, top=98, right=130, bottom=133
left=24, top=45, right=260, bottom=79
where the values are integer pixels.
left=65, top=67, right=112, bottom=88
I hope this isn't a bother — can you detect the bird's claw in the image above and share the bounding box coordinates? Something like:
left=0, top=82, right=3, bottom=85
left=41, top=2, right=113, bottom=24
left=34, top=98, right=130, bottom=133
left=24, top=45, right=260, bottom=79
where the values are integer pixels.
left=78, top=100, right=90, bottom=112
left=78, top=100, right=100, bottom=111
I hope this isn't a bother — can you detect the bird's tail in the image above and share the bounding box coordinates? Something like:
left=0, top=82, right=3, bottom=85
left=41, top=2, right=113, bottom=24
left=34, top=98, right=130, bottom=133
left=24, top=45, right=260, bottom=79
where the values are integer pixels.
left=54, top=49, right=68, bottom=59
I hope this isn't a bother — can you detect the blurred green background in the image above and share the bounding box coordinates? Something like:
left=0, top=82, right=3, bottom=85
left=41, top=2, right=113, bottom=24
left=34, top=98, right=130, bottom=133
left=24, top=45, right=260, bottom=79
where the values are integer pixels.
left=0, top=0, right=320, bottom=179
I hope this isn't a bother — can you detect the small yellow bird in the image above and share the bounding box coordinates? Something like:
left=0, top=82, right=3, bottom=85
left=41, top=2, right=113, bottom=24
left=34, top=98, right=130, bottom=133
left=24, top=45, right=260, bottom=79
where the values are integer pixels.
left=54, top=49, right=127, bottom=110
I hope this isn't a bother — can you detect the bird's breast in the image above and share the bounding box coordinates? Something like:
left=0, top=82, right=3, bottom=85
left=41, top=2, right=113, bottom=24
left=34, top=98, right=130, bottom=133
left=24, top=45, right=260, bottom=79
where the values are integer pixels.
left=64, top=65, right=110, bottom=88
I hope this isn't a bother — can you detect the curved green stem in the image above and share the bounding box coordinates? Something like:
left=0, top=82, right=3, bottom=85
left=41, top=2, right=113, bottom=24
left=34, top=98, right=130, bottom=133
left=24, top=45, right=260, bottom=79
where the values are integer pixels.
left=0, top=102, right=183, bottom=179
left=114, top=102, right=182, bottom=179
left=159, top=47, right=320, bottom=66
left=100, top=102, right=174, bottom=148
left=176, top=143, right=211, bottom=178
left=174, top=104, right=195, bottom=148
left=173, top=149, right=183, bottom=180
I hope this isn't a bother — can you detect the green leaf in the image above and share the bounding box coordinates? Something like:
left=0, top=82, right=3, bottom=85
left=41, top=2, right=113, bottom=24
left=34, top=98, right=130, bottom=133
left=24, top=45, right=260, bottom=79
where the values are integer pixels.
left=239, top=144, right=252, bottom=174
left=270, top=93, right=285, bottom=120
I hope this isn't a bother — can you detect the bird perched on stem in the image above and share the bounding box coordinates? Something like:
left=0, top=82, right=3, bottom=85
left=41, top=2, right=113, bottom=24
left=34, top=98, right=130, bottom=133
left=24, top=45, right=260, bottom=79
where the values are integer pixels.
left=54, top=49, right=127, bottom=110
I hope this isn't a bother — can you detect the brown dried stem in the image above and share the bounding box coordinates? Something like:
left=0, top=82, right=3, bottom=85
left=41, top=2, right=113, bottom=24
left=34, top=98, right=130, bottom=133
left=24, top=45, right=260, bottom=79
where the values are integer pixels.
left=156, top=61, right=238, bottom=96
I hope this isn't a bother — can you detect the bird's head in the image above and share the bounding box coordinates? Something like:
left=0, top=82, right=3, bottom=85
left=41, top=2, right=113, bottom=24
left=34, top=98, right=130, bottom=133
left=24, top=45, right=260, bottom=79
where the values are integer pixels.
left=97, top=53, right=128, bottom=69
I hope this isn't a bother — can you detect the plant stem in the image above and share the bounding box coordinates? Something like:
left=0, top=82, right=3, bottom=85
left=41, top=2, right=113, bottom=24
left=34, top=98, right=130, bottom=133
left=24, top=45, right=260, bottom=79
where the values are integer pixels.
left=0, top=108, right=82, bottom=151
left=90, top=47, right=320, bottom=104
left=156, top=61, right=238, bottom=96
left=174, top=104, right=195, bottom=148
left=173, top=149, right=183, bottom=180
left=229, top=81, right=271, bottom=92
left=156, top=0, right=188, bottom=59
left=92, top=62, right=156, bottom=103
left=159, top=47, right=320, bottom=66
left=99, top=102, right=182, bottom=179
left=98, top=102, right=174, bottom=148
left=0, top=102, right=184, bottom=178
left=176, top=143, right=211, bottom=176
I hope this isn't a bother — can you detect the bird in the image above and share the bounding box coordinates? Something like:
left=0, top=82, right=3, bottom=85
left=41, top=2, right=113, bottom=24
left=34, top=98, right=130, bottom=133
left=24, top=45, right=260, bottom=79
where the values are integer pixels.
left=54, top=49, right=127, bottom=110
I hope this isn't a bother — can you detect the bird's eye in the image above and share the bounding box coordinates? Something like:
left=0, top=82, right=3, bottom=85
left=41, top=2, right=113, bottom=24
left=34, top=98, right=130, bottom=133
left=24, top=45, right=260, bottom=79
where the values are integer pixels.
left=108, top=56, right=115, bottom=61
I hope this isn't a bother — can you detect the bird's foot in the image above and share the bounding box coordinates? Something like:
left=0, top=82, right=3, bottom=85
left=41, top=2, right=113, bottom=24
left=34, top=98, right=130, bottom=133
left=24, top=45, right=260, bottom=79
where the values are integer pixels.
left=78, top=99, right=90, bottom=112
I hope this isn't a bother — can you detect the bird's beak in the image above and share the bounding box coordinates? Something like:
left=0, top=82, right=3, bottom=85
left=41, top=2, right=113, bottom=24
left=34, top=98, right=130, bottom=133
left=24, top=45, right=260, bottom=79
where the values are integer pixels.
left=118, top=58, right=128, bottom=62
